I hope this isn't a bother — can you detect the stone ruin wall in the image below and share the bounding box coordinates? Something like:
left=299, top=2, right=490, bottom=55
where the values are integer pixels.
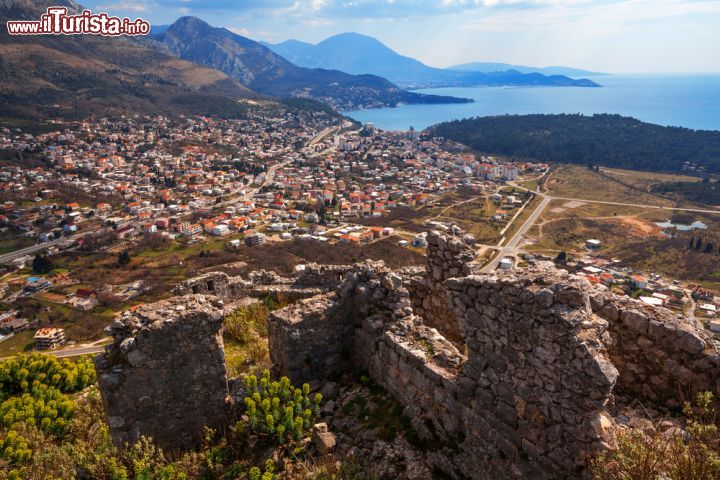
left=407, top=227, right=478, bottom=344
left=95, top=226, right=720, bottom=478
left=267, top=228, right=720, bottom=479
left=94, top=295, right=230, bottom=451
left=590, top=292, right=718, bottom=408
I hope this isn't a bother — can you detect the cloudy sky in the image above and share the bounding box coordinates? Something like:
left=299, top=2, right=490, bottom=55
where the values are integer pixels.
left=85, top=0, right=720, bottom=74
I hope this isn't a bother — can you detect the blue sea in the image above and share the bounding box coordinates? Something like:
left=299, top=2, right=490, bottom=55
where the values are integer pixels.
left=343, top=74, right=720, bottom=132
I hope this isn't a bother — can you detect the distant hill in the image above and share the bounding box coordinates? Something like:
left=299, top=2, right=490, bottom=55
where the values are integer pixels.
left=150, top=19, right=472, bottom=110
left=264, top=32, right=600, bottom=88
left=447, top=62, right=605, bottom=77
left=427, top=114, right=720, bottom=173
left=0, top=0, right=261, bottom=121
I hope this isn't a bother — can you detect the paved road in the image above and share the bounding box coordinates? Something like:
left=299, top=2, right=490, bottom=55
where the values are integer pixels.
left=0, top=237, right=69, bottom=264
left=0, top=224, right=116, bottom=265
left=0, top=345, right=105, bottom=361
left=218, top=124, right=344, bottom=209
left=480, top=175, right=720, bottom=273
left=482, top=195, right=551, bottom=272
left=548, top=196, right=720, bottom=214
left=50, top=345, right=105, bottom=358
left=307, top=126, right=340, bottom=146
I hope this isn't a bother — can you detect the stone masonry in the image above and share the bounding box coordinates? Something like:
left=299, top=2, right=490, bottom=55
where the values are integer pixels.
left=97, top=226, right=720, bottom=478
left=408, top=226, right=478, bottom=344
left=95, top=295, right=231, bottom=451
left=268, top=228, right=720, bottom=479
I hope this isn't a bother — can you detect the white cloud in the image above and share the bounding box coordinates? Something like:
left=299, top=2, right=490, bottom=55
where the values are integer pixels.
left=96, top=1, right=151, bottom=12
left=227, top=27, right=252, bottom=36
left=303, top=18, right=334, bottom=26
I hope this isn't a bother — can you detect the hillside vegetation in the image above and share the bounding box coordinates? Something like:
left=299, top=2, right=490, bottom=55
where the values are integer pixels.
left=428, top=114, right=720, bottom=173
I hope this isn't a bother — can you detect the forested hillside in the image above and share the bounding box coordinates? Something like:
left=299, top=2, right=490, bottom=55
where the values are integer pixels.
left=428, top=114, right=720, bottom=173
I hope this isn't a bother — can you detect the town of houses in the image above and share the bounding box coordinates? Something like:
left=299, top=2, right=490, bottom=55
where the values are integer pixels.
left=5, top=110, right=718, bottom=352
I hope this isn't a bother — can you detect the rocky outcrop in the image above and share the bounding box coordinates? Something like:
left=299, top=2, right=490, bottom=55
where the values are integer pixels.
left=95, top=295, right=230, bottom=451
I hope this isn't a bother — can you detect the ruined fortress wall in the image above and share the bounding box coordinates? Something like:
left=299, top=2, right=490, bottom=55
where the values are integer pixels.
left=95, top=295, right=230, bottom=451
left=409, top=228, right=477, bottom=344
left=173, top=272, right=242, bottom=298
left=591, top=293, right=720, bottom=408
left=294, top=263, right=357, bottom=289
left=445, top=270, right=619, bottom=478
left=352, top=266, right=617, bottom=478
left=98, top=226, right=720, bottom=478
left=268, top=293, right=354, bottom=384
left=267, top=238, right=720, bottom=479
left=270, top=261, right=616, bottom=477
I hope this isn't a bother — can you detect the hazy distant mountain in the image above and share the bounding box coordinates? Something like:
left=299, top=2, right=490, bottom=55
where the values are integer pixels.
left=151, top=18, right=472, bottom=110
left=448, top=62, right=605, bottom=77
left=0, top=1, right=258, bottom=121
left=264, top=33, right=600, bottom=88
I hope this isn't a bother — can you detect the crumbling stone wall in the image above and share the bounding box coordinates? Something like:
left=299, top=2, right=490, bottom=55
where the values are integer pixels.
left=98, top=225, right=720, bottom=479
left=591, top=292, right=720, bottom=408
left=408, top=226, right=477, bottom=344
left=294, top=263, right=357, bottom=289
left=173, top=269, right=333, bottom=305
left=268, top=229, right=720, bottom=479
left=95, top=295, right=230, bottom=451
left=173, top=272, right=242, bottom=298
left=269, top=293, right=351, bottom=383
left=444, top=268, right=619, bottom=478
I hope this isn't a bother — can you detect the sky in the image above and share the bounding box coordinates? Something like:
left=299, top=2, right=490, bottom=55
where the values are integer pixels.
left=85, top=0, right=720, bottom=74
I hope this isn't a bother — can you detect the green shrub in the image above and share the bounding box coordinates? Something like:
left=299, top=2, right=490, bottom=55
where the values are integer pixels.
left=0, top=353, right=96, bottom=400
left=240, top=370, right=322, bottom=446
left=592, top=391, right=720, bottom=480
left=224, top=303, right=269, bottom=344
left=0, top=354, right=96, bottom=467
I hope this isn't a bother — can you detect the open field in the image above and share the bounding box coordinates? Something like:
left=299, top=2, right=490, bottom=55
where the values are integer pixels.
left=601, top=167, right=703, bottom=185
left=524, top=192, right=720, bottom=288
left=432, top=196, right=504, bottom=243
left=546, top=165, right=676, bottom=206
left=0, top=331, right=34, bottom=357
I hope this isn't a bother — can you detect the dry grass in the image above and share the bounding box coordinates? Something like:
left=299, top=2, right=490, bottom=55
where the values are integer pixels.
left=546, top=165, right=675, bottom=206
left=223, top=302, right=272, bottom=377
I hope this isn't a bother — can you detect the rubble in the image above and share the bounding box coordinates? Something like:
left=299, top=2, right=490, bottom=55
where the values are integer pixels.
left=95, top=295, right=230, bottom=451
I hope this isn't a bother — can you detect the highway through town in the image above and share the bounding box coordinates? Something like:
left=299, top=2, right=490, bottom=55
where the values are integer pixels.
left=482, top=194, right=552, bottom=272
left=0, top=237, right=71, bottom=265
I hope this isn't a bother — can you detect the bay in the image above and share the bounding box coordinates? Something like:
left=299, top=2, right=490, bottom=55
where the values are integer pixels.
left=343, top=74, right=720, bottom=132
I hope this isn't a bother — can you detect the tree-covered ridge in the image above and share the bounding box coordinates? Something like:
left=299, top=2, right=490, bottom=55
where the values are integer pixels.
left=428, top=114, right=720, bottom=173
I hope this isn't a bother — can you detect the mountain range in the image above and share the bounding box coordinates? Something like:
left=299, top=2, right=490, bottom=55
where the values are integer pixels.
left=447, top=62, right=605, bottom=77
left=0, top=0, right=260, bottom=120
left=146, top=18, right=472, bottom=111
left=264, top=33, right=600, bottom=88
left=0, top=0, right=603, bottom=124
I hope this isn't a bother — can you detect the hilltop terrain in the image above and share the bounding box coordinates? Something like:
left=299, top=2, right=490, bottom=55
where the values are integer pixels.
left=0, top=1, right=264, bottom=120
left=428, top=114, right=720, bottom=173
